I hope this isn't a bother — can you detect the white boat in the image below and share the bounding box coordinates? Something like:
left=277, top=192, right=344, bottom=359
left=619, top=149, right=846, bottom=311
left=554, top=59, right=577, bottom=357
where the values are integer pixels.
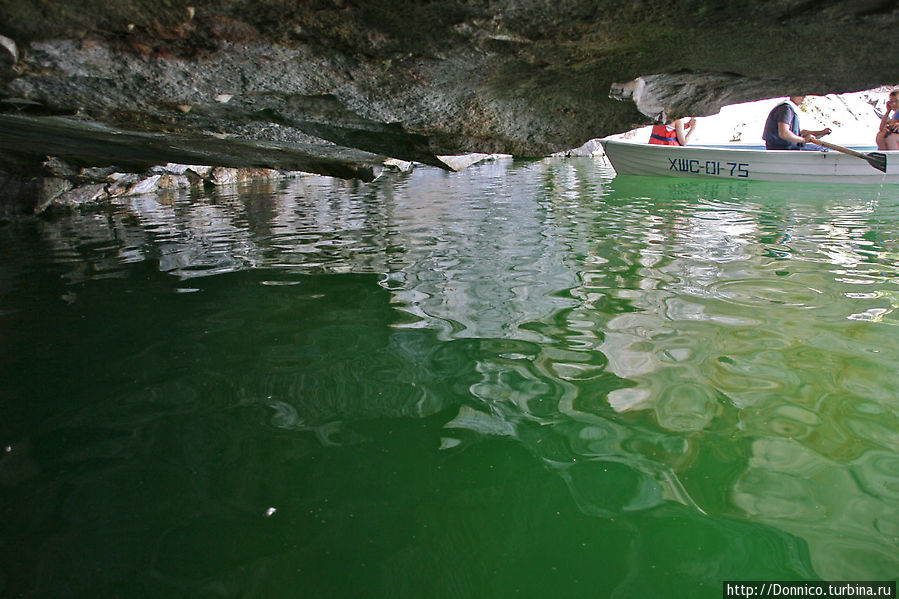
left=600, top=139, right=898, bottom=185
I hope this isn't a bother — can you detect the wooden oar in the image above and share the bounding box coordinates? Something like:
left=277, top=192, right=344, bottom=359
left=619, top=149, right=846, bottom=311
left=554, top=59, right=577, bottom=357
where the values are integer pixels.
left=815, top=140, right=887, bottom=173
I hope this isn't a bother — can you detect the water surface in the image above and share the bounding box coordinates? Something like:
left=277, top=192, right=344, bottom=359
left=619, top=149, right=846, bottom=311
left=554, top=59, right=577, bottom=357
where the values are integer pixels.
left=1, top=158, right=898, bottom=597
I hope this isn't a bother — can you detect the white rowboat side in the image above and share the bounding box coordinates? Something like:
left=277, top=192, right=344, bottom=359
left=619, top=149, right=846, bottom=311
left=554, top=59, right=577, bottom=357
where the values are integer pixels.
left=600, top=139, right=899, bottom=185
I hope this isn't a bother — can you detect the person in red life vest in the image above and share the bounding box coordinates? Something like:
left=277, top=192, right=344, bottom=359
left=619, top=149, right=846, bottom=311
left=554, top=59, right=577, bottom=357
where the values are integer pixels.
left=875, top=90, right=899, bottom=150
left=648, top=117, right=697, bottom=146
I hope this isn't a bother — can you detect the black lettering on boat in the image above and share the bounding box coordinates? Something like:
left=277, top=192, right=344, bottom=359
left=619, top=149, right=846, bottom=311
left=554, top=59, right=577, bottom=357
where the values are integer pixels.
left=727, top=162, right=737, bottom=176
left=668, top=157, right=678, bottom=170
left=689, top=159, right=700, bottom=173
left=738, top=163, right=749, bottom=178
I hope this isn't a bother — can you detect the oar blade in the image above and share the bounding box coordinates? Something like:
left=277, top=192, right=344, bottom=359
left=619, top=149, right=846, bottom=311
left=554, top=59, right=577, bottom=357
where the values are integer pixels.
left=867, top=152, right=887, bottom=173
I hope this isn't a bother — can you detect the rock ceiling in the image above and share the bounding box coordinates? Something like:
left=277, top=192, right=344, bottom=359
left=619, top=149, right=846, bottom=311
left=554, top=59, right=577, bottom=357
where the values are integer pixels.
left=1, top=0, right=896, bottom=180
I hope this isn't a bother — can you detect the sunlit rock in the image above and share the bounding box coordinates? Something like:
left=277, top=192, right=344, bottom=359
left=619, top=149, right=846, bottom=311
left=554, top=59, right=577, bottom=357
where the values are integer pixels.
left=128, top=174, right=162, bottom=195
left=208, top=166, right=280, bottom=185
left=383, top=158, right=414, bottom=173
left=105, top=172, right=142, bottom=198
left=437, top=154, right=498, bottom=172
left=156, top=174, right=194, bottom=190
left=44, top=183, right=108, bottom=211
left=0, top=34, right=16, bottom=71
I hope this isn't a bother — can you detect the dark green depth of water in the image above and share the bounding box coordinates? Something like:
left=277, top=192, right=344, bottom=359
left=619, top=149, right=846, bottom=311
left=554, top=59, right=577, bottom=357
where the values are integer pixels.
left=1, top=158, right=898, bottom=598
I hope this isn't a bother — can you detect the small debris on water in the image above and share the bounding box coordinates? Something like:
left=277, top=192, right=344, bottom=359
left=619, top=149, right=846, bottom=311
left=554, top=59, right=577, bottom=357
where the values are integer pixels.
left=265, top=507, right=277, bottom=517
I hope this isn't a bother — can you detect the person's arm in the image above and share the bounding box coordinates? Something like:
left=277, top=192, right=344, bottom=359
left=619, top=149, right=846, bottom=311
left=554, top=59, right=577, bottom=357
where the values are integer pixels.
left=674, top=119, right=687, bottom=145
left=800, top=127, right=832, bottom=139
left=681, top=118, right=696, bottom=144
left=883, top=113, right=899, bottom=132
left=884, top=98, right=899, bottom=131
left=777, top=121, right=807, bottom=144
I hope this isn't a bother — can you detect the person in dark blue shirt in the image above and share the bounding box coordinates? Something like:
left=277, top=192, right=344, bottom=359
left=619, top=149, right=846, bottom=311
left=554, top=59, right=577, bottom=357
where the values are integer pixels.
left=762, top=96, right=832, bottom=150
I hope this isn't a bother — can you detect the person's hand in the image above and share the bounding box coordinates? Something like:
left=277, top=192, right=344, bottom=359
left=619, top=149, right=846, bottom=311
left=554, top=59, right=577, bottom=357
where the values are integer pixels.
left=819, top=128, right=832, bottom=137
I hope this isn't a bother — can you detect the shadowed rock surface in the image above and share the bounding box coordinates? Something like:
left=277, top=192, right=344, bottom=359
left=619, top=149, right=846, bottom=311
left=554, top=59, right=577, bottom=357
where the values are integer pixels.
left=0, top=0, right=897, bottom=181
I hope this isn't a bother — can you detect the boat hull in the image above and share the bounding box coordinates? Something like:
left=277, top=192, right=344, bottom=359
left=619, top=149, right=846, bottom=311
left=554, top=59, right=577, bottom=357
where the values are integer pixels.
left=600, top=140, right=899, bottom=185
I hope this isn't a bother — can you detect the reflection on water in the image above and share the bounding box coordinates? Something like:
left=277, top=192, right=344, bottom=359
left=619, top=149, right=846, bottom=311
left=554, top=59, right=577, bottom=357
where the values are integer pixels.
left=1, top=158, right=898, bottom=595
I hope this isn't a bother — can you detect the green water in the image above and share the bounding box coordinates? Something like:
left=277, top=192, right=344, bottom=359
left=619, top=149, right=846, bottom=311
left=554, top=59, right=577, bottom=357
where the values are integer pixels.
left=1, top=158, right=897, bottom=598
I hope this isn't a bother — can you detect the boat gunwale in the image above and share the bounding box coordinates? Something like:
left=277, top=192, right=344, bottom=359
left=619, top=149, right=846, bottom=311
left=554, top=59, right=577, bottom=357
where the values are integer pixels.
left=599, top=139, right=898, bottom=184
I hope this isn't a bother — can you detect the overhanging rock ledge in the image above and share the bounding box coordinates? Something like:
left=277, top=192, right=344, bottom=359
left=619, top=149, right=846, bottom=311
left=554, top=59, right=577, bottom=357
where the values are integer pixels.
left=1, top=0, right=896, bottom=182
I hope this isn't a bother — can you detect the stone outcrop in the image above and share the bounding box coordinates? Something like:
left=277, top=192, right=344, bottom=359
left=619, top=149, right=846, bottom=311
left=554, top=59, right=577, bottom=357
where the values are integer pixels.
left=0, top=159, right=301, bottom=216
left=0, top=1, right=897, bottom=186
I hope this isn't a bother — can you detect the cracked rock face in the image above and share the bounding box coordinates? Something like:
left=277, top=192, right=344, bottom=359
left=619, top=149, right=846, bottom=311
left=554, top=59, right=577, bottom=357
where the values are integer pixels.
left=0, top=0, right=897, bottom=180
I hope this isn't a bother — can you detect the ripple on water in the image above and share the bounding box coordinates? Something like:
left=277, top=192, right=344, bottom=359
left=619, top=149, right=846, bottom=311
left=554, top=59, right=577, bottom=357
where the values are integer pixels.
left=735, top=469, right=823, bottom=521
left=709, top=278, right=826, bottom=309
left=732, top=434, right=899, bottom=579
left=4, top=158, right=899, bottom=591
left=558, top=459, right=667, bottom=516
left=710, top=351, right=801, bottom=408
left=653, top=383, right=721, bottom=433
left=759, top=404, right=822, bottom=441
left=853, top=450, right=899, bottom=502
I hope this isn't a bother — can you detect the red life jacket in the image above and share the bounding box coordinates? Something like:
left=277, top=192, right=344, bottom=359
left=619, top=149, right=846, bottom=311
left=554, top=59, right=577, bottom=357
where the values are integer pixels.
left=649, top=124, right=681, bottom=146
